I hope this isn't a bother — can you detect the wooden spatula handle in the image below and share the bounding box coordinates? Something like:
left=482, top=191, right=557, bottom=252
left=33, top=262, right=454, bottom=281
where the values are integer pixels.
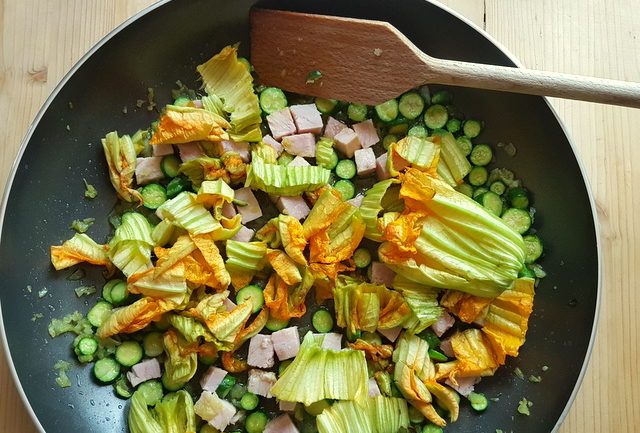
left=427, top=55, right=640, bottom=108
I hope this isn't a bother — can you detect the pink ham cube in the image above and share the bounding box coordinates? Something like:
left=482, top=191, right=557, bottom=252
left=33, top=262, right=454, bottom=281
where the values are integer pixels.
left=352, top=119, right=380, bottom=148
left=376, top=153, right=391, bottom=180
left=201, top=366, right=227, bottom=392
left=354, top=147, right=376, bottom=176
left=231, top=225, right=255, bottom=242
left=234, top=187, right=262, bottom=223
left=152, top=143, right=174, bottom=156
left=264, top=414, right=300, bottom=433
left=194, top=391, right=237, bottom=431
left=370, top=261, right=395, bottom=287
left=263, top=134, right=284, bottom=156
left=368, top=378, right=382, bottom=397
left=248, top=369, right=277, bottom=398
left=176, top=142, right=204, bottom=162
left=281, top=133, right=316, bottom=158
left=445, top=376, right=481, bottom=397
left=276, top=196, right=310, bottom=220
left=378, top=326, right=403, bottom=343
left=279, top=400, right=297, bottom=412
left=440, top=337, right=455, bottom=358
left=126, top=358, right=161, bottom=387
left=220, top=140, right=250, bottom=162
left=290, top=104, right=323, bottom=134
left=431, top=312, right=455, bottom=338
left=323, top=116, right=347, bottom=140
left=320, top=333, right=342, bottom=351
left=267, top=108, right=297, bottom=140
left=346, top=195, right=363, bottom=207
left=221, top=201, right=237, bottom=219
left=333, top=128, right=362, bottom=158
left=135, top=157, right=164, bottom=185
left=247, top=334, right=275, bottom=369
left=223, top=297, right=237, bottom=312
left=288, top=156, right=310, bottom=167
left=271, top=327, right=301, bottom=360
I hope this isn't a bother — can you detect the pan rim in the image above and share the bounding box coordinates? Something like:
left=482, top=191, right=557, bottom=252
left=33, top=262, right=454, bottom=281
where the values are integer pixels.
left=0, top=0, right=602, bottom=432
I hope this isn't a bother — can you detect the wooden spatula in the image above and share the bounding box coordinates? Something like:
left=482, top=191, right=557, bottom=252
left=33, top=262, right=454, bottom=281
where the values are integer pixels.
left=250, top=8, right=640, bottom=108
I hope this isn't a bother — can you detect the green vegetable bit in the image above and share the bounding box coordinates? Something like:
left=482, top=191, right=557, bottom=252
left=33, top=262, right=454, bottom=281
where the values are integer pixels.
left=517, top=397, right=533, bottom=416
left=514, top=367, right=525, bottom=380
left=529, top=375, right=542, bottom=383
left=70, top=218, right=95, bottom=233
left=306, top=70, right=323, bottom=84
left=468, top=392, right=489, bottom=411
left=53, top=360, right=72, bottom=388
left=83, top=178, right=97, bottom=199
left=74, top=285, right=96, bottom=297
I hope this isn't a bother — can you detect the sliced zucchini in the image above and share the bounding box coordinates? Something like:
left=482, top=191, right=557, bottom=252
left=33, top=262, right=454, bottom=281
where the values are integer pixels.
left=374, top=99, right=399, bottom=122
left=259, top=87, right=288, bottom=114
left=501, top=208, right=532, bottom=234
left=87, top=301, right=112, bottom=328
left=236, top=285, right=265, bottom=314
left=115, top=341, right=144, bottom=367
left=93, top=357, right=120, bottom=383
left=160, top=154, right=181, bottom=178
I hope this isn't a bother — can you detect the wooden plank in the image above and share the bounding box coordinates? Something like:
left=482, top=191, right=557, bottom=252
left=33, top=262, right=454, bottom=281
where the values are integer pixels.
left=482, top=1, right=640, bottom=432
left=0, top=1, right=638, bottom=433
left=0, top=2, right=154, bottom=432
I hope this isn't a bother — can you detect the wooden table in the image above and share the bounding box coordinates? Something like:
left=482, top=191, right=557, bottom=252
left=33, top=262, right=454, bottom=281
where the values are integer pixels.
left=1, top=1, right=638, bottom=432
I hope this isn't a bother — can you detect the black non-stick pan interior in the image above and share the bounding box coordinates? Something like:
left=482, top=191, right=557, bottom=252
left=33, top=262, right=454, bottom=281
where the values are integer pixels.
left=0, top=1, right=599, bottom=432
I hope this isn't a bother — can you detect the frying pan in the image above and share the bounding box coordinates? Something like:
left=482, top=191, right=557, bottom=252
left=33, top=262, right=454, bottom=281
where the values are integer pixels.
left=0, top=0, right=600, bottom=432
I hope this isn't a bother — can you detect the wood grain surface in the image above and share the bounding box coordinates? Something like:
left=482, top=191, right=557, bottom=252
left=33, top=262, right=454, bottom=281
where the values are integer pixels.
left=1, top=1, right=638, bottom=432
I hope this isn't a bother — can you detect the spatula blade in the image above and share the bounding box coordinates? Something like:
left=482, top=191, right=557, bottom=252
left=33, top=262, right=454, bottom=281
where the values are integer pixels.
left=250, top=8, right=429, bottom=105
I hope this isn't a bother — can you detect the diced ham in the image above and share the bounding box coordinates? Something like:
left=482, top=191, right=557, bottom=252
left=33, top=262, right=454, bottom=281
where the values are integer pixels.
left=352, top=119, right=380, bottom=148
left=200, top=366, right=227, bottom=392
left=320, top=333, right=342, bottom=351
left=271, top=327, right=301, bottom=361
left=378, top=326, right=403, bottom=343
left=288, top=155, right=311, bottom=167
left=220, top=140, right=250, bottom=162
left=346, top=195, right=364, bottom=207
left=222, top=201, right=237, bottom=219
left=290, top=104, right=323, bottom=135
left=323, top=117, right=347, bottom=140
left=135, top=157, right=164, bottom=185
left=191, top=99, right=204, bottom=108
left=248, top=369, right=277, bottom=398
left=263, top=134, right=284, bottom=157
left=376, top=153, right=391, bottom=180
left=248, top=334, right=275, bottom=369
left=440, top=337, right=455, bottom=358
left=276, top=196, right=311, bottom=220
left=234, top=187, right=262, bottom=223
left=368, top=378, right=382, bottom=397
left=267, top=108, right=297, bottom=140
left=231, top=225, right=255, bottom=242
left=264, top=414, right=300, bottom=433
left=281, top=133, right=316, bottom=158
left=223, top=297, right=237, bottom=312
left=445, top=376, right=481, bottom=397
left=333, top=128, right=362, bottom=158
left=354, top=147, right=376, bottom=176
left=176, top=142, right=204, bottom=162
left=126, top=358, right=161, bottom=387
left=370, top=261, right=396, bottom=287
left=230, top=410, right=245, bottom=425
left=194, top=391, right=236, bottom=431
left=152, top=143, right=174, bottom=156
left=431, top=312, right=455, bottom=338
left=279, top=400, right=297, bottom=412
